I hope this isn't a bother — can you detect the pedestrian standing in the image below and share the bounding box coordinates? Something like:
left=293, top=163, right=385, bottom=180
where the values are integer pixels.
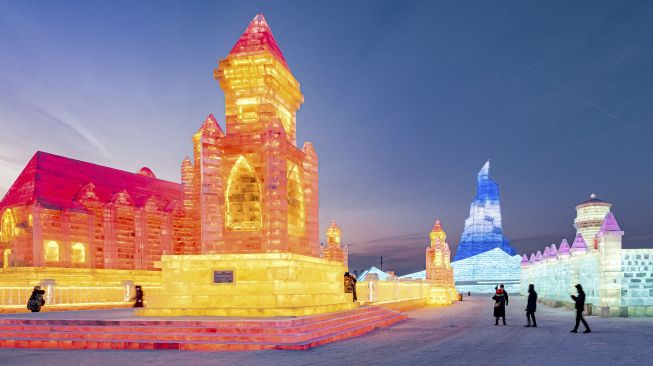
left=133, top=285, right=144, bottom=308
left=525, top=284, right=537, bottom=327
left=570, top=284, right=591, bottom=333
left=344, top=272, right=357, bottom=302
left=492, top=286, right=507, bottom=325
left=27, top=286, right=46, bottom=312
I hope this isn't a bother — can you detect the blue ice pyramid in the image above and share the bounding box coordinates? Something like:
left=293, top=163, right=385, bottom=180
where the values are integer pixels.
left=453, top=160, right=516, bottom=261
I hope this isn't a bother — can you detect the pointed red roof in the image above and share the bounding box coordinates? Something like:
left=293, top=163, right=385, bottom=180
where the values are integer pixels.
left=0, top=151, right=181, bottom=212
left=432, top=219, right=444, bottom=232
left=196, top=114, right=224, bottom=136
left=229, top=14, right=289, bottom=69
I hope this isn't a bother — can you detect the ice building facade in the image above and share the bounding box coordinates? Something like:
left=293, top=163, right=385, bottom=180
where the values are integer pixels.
left=521, top=195, right=653, bottom=317
left=0, top=14, right=355, bottom=316
left=451, top=161, right=521, bottom=293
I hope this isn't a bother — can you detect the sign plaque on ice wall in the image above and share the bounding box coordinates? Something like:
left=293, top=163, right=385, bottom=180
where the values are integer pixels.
left=213, top=270, right=234, bottom=284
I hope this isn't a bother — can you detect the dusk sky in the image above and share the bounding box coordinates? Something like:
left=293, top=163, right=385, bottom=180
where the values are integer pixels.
left=1, top=1, right=652, bottom=274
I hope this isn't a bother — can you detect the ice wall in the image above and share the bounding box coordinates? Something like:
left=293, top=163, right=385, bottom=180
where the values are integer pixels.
left=452, top=248, right=522, bottom=293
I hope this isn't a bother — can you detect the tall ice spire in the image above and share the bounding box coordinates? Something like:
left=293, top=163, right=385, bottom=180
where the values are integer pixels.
left=453, top=160, right=516, bottom=261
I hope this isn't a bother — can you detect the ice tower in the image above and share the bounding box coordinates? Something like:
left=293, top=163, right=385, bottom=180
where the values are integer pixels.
left=137, top=14, right=355, bottom=317
left=451, top=161, right=521, bottom=293
left=454, top=161, right=516, bottom=261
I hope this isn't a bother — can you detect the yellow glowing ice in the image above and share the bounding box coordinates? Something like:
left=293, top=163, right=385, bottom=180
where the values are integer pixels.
left=138, top=253, right=357, bottom=317
left=287, top=163, right=305, bottom=236
left=44, top=241, right=60, bottom=263
left=71, top=243, right=86, bottom=264
left=2, top=249, right=10, bottom=269
left=225, top=156, right=262, bottom=231
left=0, top=209, right=16, bottom=242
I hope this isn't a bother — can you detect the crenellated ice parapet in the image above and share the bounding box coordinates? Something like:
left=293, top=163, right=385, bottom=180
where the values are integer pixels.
left=453, top=161, right=516, bottom=261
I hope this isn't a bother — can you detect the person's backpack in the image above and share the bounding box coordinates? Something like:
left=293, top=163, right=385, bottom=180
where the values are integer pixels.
left=27, top=297, right=40, bottom=311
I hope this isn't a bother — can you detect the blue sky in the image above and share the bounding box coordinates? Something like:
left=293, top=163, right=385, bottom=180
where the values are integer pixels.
left=1, top=1, right=652, bottom=274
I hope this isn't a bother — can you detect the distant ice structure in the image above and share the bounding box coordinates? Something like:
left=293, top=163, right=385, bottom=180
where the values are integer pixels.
left=357, top=267, right=394, bottom=281
left=451, top=161, right=520, bottom=293
left=451, top=248, right=522, bottom=293
left=454, top=161, right=516, bottom=261
left=400, top=270, right=426, bottom=280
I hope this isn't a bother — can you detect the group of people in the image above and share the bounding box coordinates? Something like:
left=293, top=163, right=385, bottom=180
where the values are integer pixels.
left=25, top=277, right=591, bottom=334
left=491, top=283, right=591, bottom=333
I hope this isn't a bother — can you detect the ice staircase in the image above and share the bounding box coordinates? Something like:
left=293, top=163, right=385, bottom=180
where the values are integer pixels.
left=0, top=306, right=406, bottom=351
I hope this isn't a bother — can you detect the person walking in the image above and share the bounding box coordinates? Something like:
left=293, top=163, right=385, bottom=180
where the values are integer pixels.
left=570, top=284, right=591, bottom=333
left=27, top=286, right=46, bottom=312
left=132, top=285, right=144, bottom=308
left=525, top=284, right=537, bottom=327
left=492, top=286, right=507, bottom=325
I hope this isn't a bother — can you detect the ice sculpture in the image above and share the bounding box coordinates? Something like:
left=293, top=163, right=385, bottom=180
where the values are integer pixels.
left=358, top=267, right=393, bottom=281
left=425, top=220, right=454, bottom=287
left=558, top=239, right=570, bottom=257
left=323, top=220, right=347, bottom=267
left=451, top=161, right=520, bottom=293
left=453, top=160, right=516, bottom=261
left=597, top=212, right=622, bottom=235
left=521, top=204, right=653, bottom=315
left=574, top=194, right=611, bottom=251
left=571, top=233, right=588, bottom=254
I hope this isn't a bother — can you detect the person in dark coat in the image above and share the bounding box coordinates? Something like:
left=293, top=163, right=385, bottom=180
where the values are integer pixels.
left=525, top=284, right=537, bottom=327
left=344, top=272, right=357, bottom=302
left=27, top=286, right=46, bottom=312
left=492, top=286, right=507, bottom=325
left=570, top=284, right=591, bottom=333
left=132, top=285, right=144, bottom=308
left=500, top=284, right=509, bottom=306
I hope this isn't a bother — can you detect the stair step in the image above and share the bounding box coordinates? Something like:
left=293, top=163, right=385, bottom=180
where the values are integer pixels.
left=0, top=306, right=382, bottom=329
left=0, top=311, right=400, bottom=343
left=0, top=307, right=407, bottom=351
left=0, top=314, right=406, bottom=351
left=0, top=307, right=390, bottom=335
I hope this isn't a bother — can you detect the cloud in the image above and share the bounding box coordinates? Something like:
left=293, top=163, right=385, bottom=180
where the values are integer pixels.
left=0, top=84, right=113, bottom=160
left=33, top=105, right=113, bottom=160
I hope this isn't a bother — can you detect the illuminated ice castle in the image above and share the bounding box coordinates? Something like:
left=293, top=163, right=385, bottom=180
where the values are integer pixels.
left=521, top=195, right=653, bottom=317
left=451, top=161, right=521, bottom=293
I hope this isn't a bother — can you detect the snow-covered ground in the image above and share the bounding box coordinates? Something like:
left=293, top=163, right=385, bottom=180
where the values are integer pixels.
left=1, top=295, right=651, bottom=366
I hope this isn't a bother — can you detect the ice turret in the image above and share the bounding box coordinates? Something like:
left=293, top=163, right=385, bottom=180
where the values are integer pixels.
left=597, top=212, right=623, bottom=236
left=543, top=247, right=550, bottom=259
left=558, top=239, right=571, bottom=257
left=521, top=254, right=530, bottom=266
left=549, top=244, right=558, bottom=261
left=571, top=233, right=588, bottom=255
